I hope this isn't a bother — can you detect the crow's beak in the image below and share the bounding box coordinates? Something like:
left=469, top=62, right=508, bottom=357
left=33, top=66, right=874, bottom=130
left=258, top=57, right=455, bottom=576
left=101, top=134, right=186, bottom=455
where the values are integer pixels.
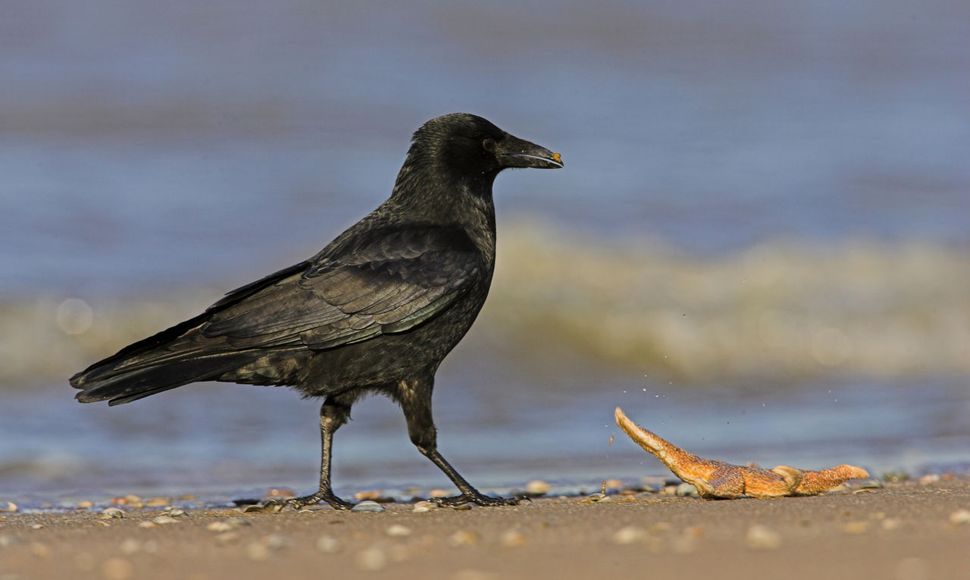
left=496, top=135, right=564, bottom=169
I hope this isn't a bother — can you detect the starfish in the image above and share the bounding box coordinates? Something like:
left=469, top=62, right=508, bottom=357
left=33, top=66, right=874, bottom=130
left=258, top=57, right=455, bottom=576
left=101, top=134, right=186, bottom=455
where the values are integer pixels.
left=614, top=407, right=869, bottom=499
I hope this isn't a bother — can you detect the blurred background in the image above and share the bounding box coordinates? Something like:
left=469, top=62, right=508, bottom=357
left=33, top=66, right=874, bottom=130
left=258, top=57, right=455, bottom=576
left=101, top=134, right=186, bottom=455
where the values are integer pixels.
left=1, top=0, right=968, bottom=504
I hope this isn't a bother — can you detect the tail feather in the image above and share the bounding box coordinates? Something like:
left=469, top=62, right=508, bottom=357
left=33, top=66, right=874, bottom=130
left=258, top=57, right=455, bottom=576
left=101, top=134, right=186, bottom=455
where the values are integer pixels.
left=73, top=353, right=252, bottom=405
left=70, top=312, right=251, bottom=406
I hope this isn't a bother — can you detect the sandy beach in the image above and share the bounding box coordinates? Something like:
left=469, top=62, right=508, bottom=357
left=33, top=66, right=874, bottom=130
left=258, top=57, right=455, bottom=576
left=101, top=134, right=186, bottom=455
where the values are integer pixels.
left=2, top=479, right=969, bottom=580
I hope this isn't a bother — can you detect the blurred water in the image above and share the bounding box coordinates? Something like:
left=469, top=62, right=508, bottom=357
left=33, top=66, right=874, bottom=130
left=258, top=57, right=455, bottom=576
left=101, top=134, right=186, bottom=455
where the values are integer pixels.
left=1, top=0, right=969, bottom=499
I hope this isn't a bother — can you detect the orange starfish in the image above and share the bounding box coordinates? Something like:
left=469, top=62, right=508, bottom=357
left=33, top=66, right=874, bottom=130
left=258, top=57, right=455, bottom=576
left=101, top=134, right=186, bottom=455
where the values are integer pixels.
left=615, top=407, right=869, bottom=499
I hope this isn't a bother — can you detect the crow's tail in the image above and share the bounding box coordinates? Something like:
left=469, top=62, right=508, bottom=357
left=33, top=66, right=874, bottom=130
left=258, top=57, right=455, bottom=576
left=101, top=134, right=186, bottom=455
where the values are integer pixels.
left=69, top=313, right=249, bottom=406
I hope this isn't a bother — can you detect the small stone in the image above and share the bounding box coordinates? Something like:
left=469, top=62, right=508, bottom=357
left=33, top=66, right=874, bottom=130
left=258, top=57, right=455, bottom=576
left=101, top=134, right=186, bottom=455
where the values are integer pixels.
left=525, top=480, right=551, bottom=495
left=101, top=557, right=134, bottom=580
left=881, top=518, right=901, bottom=531
left=746, top=524, right=782, bottom=550
left=100, top=508, right=125, bottom=519
left=429, top=489, right=449, bottom=498
left=602, top=479, right=624, bottom=491
left=413, top=501, right=437, bottom=513
left=316, top=535, right=339, bottom=554
left=144, top=497, right=170, bottom=507
left=918, top=474, right=940, bottom=485
left=77, top=500, right=94, bottom=509
left=207, top=522, right=233, bottom=533
left=356, top=546, right=387, bottom=571
left=351, top=500, right=384, bottom=513
left=675, top=483, right=699, bottom=497
left=386, top=524, right=412, bottom=537
left=612, top=526, right=647, bottom=544
left=843, top=521, right=869, bottom=534
left=500, top=529, right=527, bottom=547
left=949, top=509, right=970, bottom=525
left=355, top=490, right=384, bottom=501
left=1, top=502, right=17, bottom=513
left=662, top=485, right=679, bottom=495
left=151, top=515, right=179, bottom=525
left=137, top=522, right=156, bottom=529
left=264, top=534, right=289, bottom=550
left=245, top=542, right=270, bottom=561
left=30, top=524, right=45, bottom=530
left=166, top=508, right=186, bottom=517
left=448, top=530, right=479, bottom=547
left=266, top=487, right=295, bottom=498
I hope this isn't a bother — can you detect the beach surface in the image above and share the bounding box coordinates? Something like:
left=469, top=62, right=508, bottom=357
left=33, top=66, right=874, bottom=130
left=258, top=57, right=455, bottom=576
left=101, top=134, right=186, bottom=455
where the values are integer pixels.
left=2, top=480, right=969, bottom=580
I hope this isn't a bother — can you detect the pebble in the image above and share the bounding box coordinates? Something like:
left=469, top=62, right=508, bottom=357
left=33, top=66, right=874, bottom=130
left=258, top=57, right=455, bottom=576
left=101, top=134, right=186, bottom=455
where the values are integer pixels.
left=30, top=524, right=45, bottom=530
left=948, top=509, right=970, bottom=525
left=77, top=500, right=94, bottom=510
left=215, top=532, right=240, bottom=544
left=413, top=501, right=437, bottom=513
left=843, top=521, right=870, bottom=534
left=448, top=530, right=480, bottom=547
left=101, top=557, right=134, bottom=580
left=500, top=529, right=527, bottom=547
left=612, top=526, right=647, bottom=544
left=429, top=489, right=449, bottom=498
left=386, top=524, right=412, bottom=537
left=100, top=508, right=125, bottom=519
left=165, top=508, right=186, bottom=517
left=351, top=500, right=385, bottom=513
left=355, top=490, right=384, bottom=501
left=245, top=542, right=270, bottom=561
left=0, top=502, right=17, bottom=513
left=151, top=515, right=179, bottom=525
left=266, top=487, right=296, bottom=498
left=144, top=497, right=170, bottom=507
left=525, top=480, right=551, bottom=495
left=745, top=524, right=782, bottom=550
left=137, top=522, right=156, bottom=529
left=206, top=522, right=233, bottom=533
left=119, top=539, right=141, bottom=555
left=316, top=535, right=340, bottom=554
left=881, top=518, right=901, bottom=531
left=30, top=542, right=51, bottom=558
left=918, top=474, right=940, bottom=485
left=675, top=483, right=699, bottom=497
left=356, top=547, right=387, bottom=571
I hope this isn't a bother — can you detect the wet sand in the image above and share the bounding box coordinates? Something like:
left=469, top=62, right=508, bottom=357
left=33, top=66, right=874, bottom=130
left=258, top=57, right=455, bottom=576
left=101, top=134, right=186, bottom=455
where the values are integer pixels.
left=2, top=480, right=969, bottom=580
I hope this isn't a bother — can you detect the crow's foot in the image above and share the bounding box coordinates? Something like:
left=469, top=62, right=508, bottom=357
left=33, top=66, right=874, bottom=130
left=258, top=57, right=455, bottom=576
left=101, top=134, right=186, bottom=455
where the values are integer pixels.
left=432, top=493, right=519, bottom=507
left=262, top=490, right=353, bottom=511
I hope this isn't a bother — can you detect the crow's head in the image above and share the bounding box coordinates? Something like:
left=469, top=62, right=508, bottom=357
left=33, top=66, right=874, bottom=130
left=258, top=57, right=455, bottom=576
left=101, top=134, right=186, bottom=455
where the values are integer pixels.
left=410, top=113, right=563, bottom=178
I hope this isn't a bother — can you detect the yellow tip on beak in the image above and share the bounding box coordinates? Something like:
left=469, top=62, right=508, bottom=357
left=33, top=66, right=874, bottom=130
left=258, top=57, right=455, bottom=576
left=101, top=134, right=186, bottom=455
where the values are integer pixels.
left=551, top=152, right=562, bottom=164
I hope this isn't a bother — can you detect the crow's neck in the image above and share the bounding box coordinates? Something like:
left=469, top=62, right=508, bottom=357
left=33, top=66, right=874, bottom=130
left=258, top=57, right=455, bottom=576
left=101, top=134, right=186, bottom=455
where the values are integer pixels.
left=387, top=159, right=497, bottom=257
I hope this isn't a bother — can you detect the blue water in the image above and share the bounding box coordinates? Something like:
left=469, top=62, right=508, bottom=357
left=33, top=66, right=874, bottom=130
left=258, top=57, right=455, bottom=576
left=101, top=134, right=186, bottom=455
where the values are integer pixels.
left=1, top=0, right=969, bottom=502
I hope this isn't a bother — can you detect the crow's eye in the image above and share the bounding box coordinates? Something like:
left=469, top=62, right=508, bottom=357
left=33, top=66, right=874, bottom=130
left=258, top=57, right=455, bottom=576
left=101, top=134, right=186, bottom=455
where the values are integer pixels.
left=482, top=138, right=497, bottom=153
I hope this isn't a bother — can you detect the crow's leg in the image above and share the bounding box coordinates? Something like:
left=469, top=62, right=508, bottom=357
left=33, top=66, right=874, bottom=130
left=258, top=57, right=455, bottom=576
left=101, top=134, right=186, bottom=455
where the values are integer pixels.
left=266, top=395, right=354, bottom=510
left=399, top=377, right=517, bottom=507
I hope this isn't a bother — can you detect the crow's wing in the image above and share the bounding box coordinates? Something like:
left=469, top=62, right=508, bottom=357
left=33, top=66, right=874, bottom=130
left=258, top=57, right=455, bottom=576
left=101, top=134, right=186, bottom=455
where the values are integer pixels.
left=201, top=225, right=483, bottom=350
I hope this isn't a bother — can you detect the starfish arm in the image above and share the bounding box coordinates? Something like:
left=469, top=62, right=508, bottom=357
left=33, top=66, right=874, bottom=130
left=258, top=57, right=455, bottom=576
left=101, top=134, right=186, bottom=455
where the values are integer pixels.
left=791, top=464, right=870, bottom=495
left=695, top=465, right=746, bottom=499
left=614, top=407, right=719, bottom=483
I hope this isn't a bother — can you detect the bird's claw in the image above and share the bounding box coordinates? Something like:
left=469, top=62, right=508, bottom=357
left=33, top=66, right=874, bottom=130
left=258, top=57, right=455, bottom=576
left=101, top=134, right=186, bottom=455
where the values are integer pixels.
left=261, top=491, right=353, bottom=511
left=432, top=493, right=519, bottom=507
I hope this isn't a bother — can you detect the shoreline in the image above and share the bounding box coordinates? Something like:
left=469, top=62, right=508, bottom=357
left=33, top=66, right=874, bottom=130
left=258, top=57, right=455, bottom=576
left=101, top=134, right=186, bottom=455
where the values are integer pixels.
left=2, top=479, right=969, bottom=579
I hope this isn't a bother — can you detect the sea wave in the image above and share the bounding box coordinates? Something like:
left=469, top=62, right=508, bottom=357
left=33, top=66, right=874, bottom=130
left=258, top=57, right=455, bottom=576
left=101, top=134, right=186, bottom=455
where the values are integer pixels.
left=3, top=222, right=968, bottom=387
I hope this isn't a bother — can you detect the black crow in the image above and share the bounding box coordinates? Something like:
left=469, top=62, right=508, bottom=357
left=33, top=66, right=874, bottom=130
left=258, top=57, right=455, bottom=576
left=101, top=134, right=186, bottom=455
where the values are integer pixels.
left=70, top=113, right=563, bottom=509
